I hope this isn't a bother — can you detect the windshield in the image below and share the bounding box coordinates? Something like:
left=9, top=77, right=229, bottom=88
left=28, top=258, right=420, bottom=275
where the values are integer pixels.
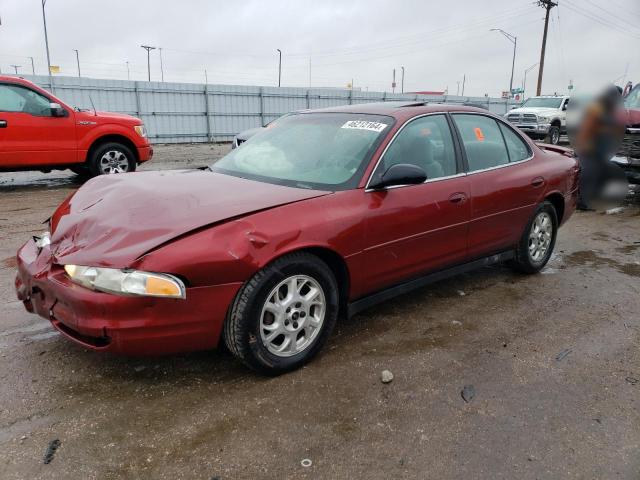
left=521, top=97, right=563, bottom=109
left=211, top=112, right=394, bottom=190
left=624, top=85, right=640, bottom=109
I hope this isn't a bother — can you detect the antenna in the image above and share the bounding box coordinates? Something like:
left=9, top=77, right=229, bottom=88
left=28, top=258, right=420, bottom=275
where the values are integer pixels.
left=89, top=95, right=97, bottom=116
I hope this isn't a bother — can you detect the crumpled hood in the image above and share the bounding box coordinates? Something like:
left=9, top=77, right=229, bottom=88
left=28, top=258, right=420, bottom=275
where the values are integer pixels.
left=50, top=170, right=329, bottom=267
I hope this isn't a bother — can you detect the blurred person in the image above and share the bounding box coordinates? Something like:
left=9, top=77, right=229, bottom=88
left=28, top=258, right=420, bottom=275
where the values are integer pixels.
left=573, top=85, right=626, bottom=210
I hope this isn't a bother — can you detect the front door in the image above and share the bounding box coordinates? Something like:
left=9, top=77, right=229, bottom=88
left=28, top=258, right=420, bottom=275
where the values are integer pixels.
left=0, top=82, right=76, bottom=168
left=362, top=114, right=470, bottom=294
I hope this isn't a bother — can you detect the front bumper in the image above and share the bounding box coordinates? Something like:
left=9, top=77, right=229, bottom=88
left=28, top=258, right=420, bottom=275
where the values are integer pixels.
left=15, top=239, right=242, bottom=356
left=138, top=145, right=154, bottom=163
left=513, top=123, right=551, bottom=136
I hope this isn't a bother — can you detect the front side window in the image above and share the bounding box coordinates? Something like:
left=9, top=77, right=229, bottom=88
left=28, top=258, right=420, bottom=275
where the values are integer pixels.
left=212, top=113, right=394, bottom=191
left=625, top=85, right=640, bottom=109
left=0, top=84, right=53, bottom=116
left=375, top=114, right=457, bottom=181
left=452, top=114, right=509, bottom=171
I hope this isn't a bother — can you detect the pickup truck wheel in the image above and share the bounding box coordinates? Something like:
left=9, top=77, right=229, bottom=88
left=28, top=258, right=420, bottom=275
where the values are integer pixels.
left=223, top=252, right=339, bottom=375
left=546, top=126, right=561, bottom=145
left=512, top=201, right=558, bottom=274
left=89, top=142, right=136, bottom=176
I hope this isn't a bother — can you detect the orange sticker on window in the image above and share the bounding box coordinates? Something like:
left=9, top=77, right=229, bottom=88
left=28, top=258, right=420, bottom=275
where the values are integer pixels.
left=474, top=127, right=485, bottom=141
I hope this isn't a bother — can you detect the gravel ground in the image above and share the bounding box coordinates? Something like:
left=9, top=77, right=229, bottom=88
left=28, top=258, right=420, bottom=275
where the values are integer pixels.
left=0, top=144, right=639, bottom=479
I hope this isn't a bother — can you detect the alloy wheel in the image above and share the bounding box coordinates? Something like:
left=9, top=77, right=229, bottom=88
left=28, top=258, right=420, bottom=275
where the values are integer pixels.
left=259, top=275, right=326, bottom=357
left=528, top=212, right=553, bottom=263
left=99, top=150, right=130, bottom=174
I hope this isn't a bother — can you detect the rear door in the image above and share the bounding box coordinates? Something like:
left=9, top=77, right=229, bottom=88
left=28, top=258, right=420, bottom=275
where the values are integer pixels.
left=451, top=113, right=542, bottom=259
left=362, top=114, right=470, bottom=293
left=0, top=82, right=76, bottom=168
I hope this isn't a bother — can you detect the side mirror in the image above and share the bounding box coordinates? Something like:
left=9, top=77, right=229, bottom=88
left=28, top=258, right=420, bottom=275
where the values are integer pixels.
left=50, top=103, right=66, bottom=117
left=369, top=163, right=427, bottom=190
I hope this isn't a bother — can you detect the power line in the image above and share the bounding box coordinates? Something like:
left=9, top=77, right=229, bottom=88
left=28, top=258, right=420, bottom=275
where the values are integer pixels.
left=582, top=0, right=640, bottom=33
left=562, top=0, right=640, bottom=39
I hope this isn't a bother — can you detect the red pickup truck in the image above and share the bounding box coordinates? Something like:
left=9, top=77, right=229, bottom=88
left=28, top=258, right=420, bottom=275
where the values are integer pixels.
left=0, top=76, right=152, bottom=176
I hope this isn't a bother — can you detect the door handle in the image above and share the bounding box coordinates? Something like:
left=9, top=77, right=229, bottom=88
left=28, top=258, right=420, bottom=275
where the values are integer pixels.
left=530, top=177, right=545, bottom=188
left=0, top=120, right=7, bottom=128
left=449, top=192, right=467, bottom=204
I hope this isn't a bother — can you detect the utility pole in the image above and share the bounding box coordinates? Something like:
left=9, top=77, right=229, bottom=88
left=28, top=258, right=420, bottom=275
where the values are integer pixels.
left=401, top=66, right=405, bottom=94
left=73, top=49, right=81, bottom=77
left=126, top=61, right=130, bottom=80
left=204, top=69, right=208, bottom=84
left=140, top=45, right=156, bottom=82
left=276, top=49, right=282, bottom=87
left=41, top=0, right=53, bottom=87
left=461, top=74, right=466, bottom=96
left=392, top=68, right=396, bottom=93
left=536, top=0, right=557, bottom=96
left=456, top=81, right=460, bottom=96
left=29, top=57, right=35, bottom=75
left=159, top=47, right=164, bottom=82
left=10, top=64, right=21, bottom=75
left=490, top=28, right=517, bottom=98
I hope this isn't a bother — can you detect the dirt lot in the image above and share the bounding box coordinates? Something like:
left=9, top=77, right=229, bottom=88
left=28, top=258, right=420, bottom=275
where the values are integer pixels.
left=1, top=144, right=639, bottom=479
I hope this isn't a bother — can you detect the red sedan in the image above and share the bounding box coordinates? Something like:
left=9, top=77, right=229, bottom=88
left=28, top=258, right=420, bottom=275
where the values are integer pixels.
left=15, top=102, right=579, bottom=374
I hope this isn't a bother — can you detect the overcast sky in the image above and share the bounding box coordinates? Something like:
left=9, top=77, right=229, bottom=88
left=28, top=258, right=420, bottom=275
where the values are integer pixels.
left=1, top=0, right=639, bottom=97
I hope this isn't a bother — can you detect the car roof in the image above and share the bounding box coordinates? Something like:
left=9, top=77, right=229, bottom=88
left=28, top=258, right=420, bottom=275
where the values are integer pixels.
left=306, top=101, right=490, bottom=119
left=0, top=75, right=31, bottom=85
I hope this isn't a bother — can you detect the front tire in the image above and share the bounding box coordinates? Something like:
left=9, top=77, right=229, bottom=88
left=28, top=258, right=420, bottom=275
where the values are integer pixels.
left=512, top=201, right=558, bottom=274
left=546, top=125, right=561, bottom=145
left=89, top=142, right=136, bottom=176
left=223, top=252, right=339, bottom=375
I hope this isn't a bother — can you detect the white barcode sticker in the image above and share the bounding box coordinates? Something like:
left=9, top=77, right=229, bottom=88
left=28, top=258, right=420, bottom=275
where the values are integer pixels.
left=341, top=120, right=388, bottom=133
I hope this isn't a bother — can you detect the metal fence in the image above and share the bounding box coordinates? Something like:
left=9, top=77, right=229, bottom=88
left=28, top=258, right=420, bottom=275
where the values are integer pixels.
left=23, top=75, right=519, bottom=143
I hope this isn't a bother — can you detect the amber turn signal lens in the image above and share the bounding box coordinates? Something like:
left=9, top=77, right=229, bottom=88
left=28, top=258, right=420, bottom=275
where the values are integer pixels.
left=145, top=275, right=182, bottom=297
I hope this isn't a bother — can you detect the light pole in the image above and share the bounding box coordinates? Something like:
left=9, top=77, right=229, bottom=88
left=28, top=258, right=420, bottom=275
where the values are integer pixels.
left=159, top=47, right=164, bottom=82
left=41, top=0, right=53, bottom=87
left=401, top=66, right=405, bottom=94
left=522, top=63, right=538, bottom=99
left=276, top=49, right=282, bottom=87
left=126, top=61, right=130, bottom=80
left=140, top=45, right=156, bottom=82
left=491, top=28, right=517, bottom=98
left=73, top=49, right=81, bottom=77
left=10, top=64, right=21, bottom=75
left=28, top=57, right=35, bottom=75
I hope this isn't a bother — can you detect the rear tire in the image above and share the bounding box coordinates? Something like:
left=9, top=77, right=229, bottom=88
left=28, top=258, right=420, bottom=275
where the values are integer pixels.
left=512, top=201, right=558, bottom=274
left=223, top=252, right=339, bottom=375
left=89, top=142, right=136, bottom=176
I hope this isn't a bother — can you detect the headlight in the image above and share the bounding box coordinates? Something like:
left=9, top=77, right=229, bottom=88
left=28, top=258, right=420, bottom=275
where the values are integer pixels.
left=134, top=124, right=147, bottom=137
left=538, top=116, right=550, bottom=123
left=63, top=265, right=185, bottom=299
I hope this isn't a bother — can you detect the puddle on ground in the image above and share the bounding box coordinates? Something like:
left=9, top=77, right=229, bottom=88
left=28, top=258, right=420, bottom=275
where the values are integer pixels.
left=564, top=250, right=640, bottom=277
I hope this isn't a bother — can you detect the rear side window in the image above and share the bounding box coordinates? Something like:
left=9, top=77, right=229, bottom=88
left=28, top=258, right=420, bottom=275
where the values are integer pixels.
left=378, top=114, right=457, bottom=180
left=452, top=114, right=509, bottom=172
left=499, top=123, right=531, bottom=162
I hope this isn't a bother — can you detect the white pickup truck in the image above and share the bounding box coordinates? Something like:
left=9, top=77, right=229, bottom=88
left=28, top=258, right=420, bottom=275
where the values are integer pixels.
left=505, top=95, right=570, bottom=145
